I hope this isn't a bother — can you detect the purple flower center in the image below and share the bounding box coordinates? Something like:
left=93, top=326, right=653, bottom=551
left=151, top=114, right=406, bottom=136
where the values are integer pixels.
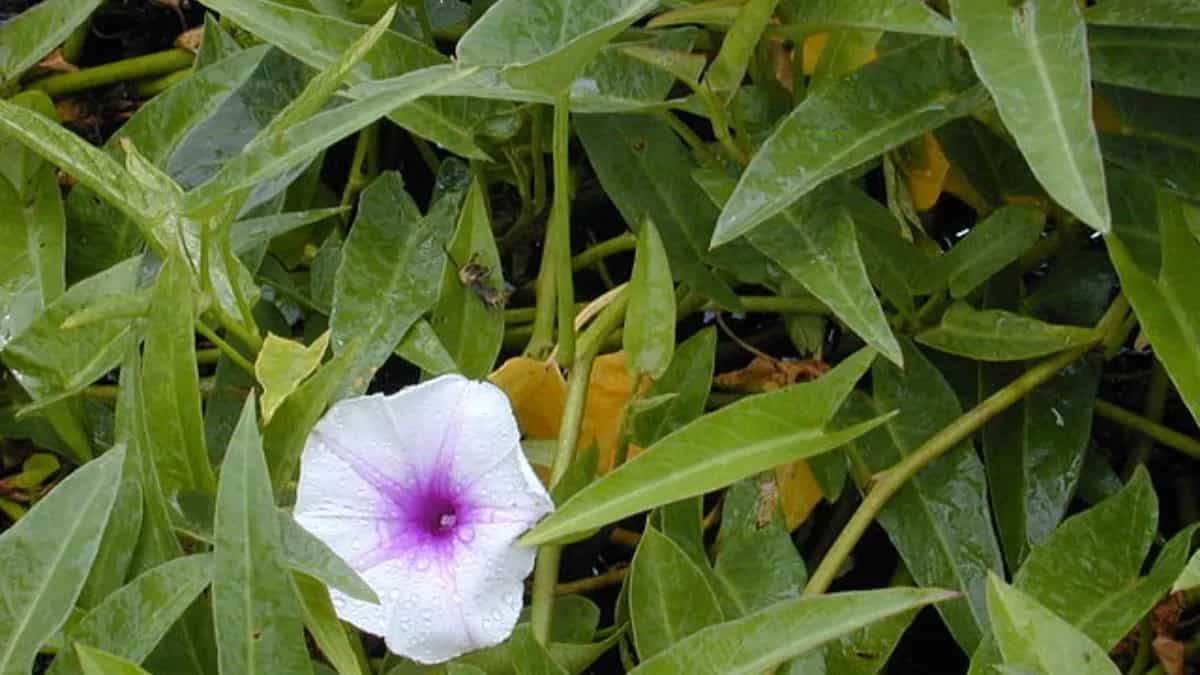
left=410, top=490, right=463, bottom=539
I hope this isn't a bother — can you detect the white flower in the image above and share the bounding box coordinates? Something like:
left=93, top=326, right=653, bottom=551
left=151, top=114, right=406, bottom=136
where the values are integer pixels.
left=293, top=374, right=554, bottom=664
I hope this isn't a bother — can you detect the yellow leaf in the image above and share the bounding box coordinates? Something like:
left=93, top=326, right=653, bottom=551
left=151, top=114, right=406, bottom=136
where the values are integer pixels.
left=801, top=33, right=830, bottom=75
left=1092, top=92, right=1124, bottom=135
left=714, top=355, right=830, bottom=394
left=489, top=356, right=566, bottom=440
left=582, top=353, right=640, bottom=474
left=775, top=460, right=824, bottom=531
left=901, top=133, right=950, bottom=212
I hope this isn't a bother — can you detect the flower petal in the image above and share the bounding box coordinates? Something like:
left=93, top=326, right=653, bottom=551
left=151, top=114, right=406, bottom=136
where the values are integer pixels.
left=383, top=518, right=536, bottom=664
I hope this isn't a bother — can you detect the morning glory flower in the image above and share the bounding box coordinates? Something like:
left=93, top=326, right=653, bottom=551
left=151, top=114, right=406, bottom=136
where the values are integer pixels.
left=293, top=374, right=554, bottom=664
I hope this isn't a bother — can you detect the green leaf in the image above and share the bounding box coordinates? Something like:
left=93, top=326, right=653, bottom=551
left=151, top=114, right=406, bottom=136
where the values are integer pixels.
left=705, top=0, right=780, bottom=93
left=457, top=0, right=658, bottom=94
left=77, top=449, right=142, bottom=610
left=292, top=573, right=365, bottom=675
left=695, top=170, right=902, bottom=365
left=986, top=575, right=1120, bottom=675
left=962, top=467, right=1159, bottom=673
left=0, top=446, right=124, bottom=675
left=940, top=205, right=1044, bottom=299
left=1089, top=26, right=1200, bottom=98
left=331, top=172, right=456, bottom=394
left=0, top=91, right=65, bottom=347
left=183, top=64, right=475, bottom=211
left=624, top=220, right=676, bottom=378
left=256, top=332, right=331, bottom=424
left=1086, top=0, right=1200, bottom=28
left=0, top=100, right=161, bottom=244
left=196, top=0, right=504, bottom=159
left=231, top=207, right=346, bottom=256
left=713, top=480, right=808, bottom=617
left=916, top=302, right=1099, bottom=361
left=846, top=342, right=1003, bottom=652
left=263, top=341, right=360, bottom=490
left=0, top=0, right=103, bottom=84
left=396, top=319, right=459, bottom=376
left=933, top=117, right=1044, bottom=211
left=777, top=0, right=955, bottom=36
left=1108, top=189, right=1200, bottom=425
left=631, top=327, right=717, bottom=447
left=509, top=624, right=569, bottom=675
left=521, top=349, right=883, bottom=545
left=840, top=182, right=935, bottom=312
left=574, top=114, right=742, bottom=309
left=64, top=46, right=271, bottom=281
left=212, top=398, right=313, bottom=675
left=2, top=257, right=140, bottom=409
left=1094, top=85, right=1200, bottom=202
left=713, top=38, right=980, bottom=245
left=141, top=255, right=215, bottom=497
left=75, top=646, right=151, bottom=675
left=629, top=587, right=956, bottom=675
left=432, top=178, right=505, bottom=378
left=1174, top=550, right=1200, bottom=593
left=630, top=528, right=725, bottom=660
left=278, top=511, right=377, bottom=604
left=51, top=555, right=214, bottom=675
left=750, top=197, right=902, bottom=366
left=824, top=607, right=920, bottom=675
left=950, top=0, right=1110, bottom=231
left=196, top=12, right=243, bottom=67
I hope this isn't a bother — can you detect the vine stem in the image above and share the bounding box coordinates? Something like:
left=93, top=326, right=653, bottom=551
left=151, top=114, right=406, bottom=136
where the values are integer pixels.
left=1096, top=399, right=1200, bottom=461
left=531, top=289, right=630, bottom=644
left=805, top=294, right=1129, bottom=595
left=27, top=48, right=194, bottom=98
left=551, top=97, right=576, bottom=364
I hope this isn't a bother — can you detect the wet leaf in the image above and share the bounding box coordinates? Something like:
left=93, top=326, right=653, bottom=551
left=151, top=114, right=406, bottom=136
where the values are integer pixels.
left=916, top=302, right=1099, bottom=361
left=1090, top=26, right=1200, bottom=98
left=845, top=342, right=1003, bottom=652
left=950, top=0, right=1110, bottom=231
left=50, top=555, right=214, bottom=675
left=986, top=575, right=1120, bottom=675
left=432, top=178, right=505, bottom=378
left=575, top=114, right=742, bottom=309
left=940, top=205, right=1044, bottom=299
left=630, top=528, right=725, bottom=659
left=212, top=399, right=312, bottom=675
left=255, top=331, right=330, bottom=424
left=778, top=0, right=954, bottom=36
left=0, top=0, right=102, bottom=85
left=0, top=446, right=124, bottom=675
left=521, top=349, right=884, bottom=545
left=629, top=588, right=957, bottom=675
left=624, top=220, right=675, bottom=378
left=457, top=0, right=658, bottom=94
left=1086, top=0, right=1200, bottom=29
left=714, top=38, right=981, bottom=244
left=331, top=172, right=455, bottom=395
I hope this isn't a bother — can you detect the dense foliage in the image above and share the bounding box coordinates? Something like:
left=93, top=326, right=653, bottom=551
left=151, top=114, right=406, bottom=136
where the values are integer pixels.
left=2, top=0, right=1200, bottom=673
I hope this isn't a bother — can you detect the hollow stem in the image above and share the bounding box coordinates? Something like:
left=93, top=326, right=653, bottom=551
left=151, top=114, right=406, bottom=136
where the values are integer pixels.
left=805, top=296, right=1128, bottom=596
left=1096, top=399, right=1200, bottom=461
left=27, top=48, right=194, bottom=98
left=341, top=123, right=379, bottom=214
left=531, top=289, right=629, bottom=643
left=195, top=321, right=256, bottom=377
left=1123, top=360, right=1171, bottom=477
left=555, top=566, right=628, bottom=595
left=551, top=97, right=576, bottom=365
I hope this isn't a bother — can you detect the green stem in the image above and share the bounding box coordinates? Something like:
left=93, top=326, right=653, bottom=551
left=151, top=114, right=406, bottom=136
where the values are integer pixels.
left=659, top=111, right=723, bottom=168
left=1124, top=360, right=1171, bottom=476
left=27, top=48, right=195, bottom=98
left=805, top=297, right=1128, bottom=596
left=531, top=290, right=630, bottom=644
left=341, top=123, right=379, bottom=214
left=699, top=86, right=749, bottom=166
left=195, top=321, right=256, bottom=377
left=133, top=69, right=190, bottom=97
left=411, top=131, right=441, bottom=175
left=572, top=232, right=636, bottom=273
left=551, top=97, right=576, bottom=365
left=1128, top=619, right=1155, bottom=675
left=704, top=295, right=827, bottom=315
left=1096, top=399, right=1200, bottom=461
